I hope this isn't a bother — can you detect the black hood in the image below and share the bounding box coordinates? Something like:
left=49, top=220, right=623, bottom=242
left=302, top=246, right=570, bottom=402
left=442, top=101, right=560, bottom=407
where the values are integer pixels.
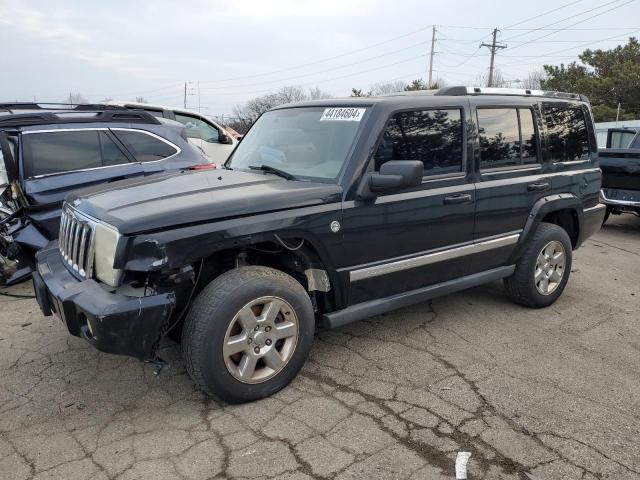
left=68, top=168, right=342, bottom=234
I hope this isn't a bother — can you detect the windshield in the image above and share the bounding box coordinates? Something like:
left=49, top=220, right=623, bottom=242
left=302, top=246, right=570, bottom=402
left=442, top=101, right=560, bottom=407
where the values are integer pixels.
left=227, top=106, right=367, bottom=181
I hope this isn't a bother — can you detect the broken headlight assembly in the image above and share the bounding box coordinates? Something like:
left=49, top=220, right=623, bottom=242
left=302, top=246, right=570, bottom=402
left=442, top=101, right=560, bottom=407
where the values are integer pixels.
left=93, top=222, right=123, bottom=287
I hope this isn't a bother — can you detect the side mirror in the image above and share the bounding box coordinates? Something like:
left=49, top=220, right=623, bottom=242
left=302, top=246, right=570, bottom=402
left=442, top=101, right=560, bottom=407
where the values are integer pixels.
left=219, top=133, right=234, bottom=145
left=358, top=160, right=423, bottom=199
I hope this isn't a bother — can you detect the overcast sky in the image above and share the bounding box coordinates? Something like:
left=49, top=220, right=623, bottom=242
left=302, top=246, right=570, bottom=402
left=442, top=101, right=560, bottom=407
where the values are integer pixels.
left=0, top=0, right=638, bottom=117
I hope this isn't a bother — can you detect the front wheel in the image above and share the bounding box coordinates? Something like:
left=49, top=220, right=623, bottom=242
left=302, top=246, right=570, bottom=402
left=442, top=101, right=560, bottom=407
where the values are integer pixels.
left=504, top=223, right=573, bottom=308
left=182, top=266, right=314, bottom=403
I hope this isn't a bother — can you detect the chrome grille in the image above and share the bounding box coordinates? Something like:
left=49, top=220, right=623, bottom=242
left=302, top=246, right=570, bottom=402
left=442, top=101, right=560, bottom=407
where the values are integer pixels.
left=59, top=206, right=95, bottom=278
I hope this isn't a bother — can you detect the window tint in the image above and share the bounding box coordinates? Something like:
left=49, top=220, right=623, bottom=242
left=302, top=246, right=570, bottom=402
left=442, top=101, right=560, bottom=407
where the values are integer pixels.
left=519, top=109, right=538, bottom=164
left=113, top=130, right=178, bottom=162
left=100, top=132, right=130, bottom=166
left=23, top=131, right=103, bottom=177
left=543, top=105, right=590, bottom=162
left=632, top=134, right=640, bottom=149
left=374, top=109, right=463, bottom=175
left=609, top=130, right=635, bottom=148
left=478, top=109, right=520, bottom=169
left=175, top=114, right=220, bottom=143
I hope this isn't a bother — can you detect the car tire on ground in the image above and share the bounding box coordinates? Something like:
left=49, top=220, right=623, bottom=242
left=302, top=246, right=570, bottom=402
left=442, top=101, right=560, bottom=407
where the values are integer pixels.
left=602, top=207, right=611, bottom=225
left=182, top=265, right=314, bottom=403
left=504, top=222, right=573, bottom=308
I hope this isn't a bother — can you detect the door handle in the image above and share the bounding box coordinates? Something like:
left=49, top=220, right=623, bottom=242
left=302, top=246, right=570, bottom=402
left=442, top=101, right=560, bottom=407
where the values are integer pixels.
left=443, top=194, right=473, bottom=204
left=527, top=182, right=550, bottom=192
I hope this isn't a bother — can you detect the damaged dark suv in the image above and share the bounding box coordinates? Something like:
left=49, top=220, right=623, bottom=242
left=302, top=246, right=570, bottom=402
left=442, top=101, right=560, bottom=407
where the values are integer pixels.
left=33, top=87, right=605, bottom=403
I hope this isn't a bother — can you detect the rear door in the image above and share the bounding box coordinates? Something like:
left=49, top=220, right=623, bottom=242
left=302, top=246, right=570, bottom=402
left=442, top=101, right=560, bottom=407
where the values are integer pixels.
left=20, top=128, right=144, bottom=238
left=472, top=100, right=549, bottom=271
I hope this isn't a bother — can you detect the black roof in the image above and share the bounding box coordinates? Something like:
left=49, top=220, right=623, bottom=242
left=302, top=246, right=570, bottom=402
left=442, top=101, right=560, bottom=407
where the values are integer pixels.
left=272, top=86, right=588, bottom=110
left=0, top=103, right=161, bottom=129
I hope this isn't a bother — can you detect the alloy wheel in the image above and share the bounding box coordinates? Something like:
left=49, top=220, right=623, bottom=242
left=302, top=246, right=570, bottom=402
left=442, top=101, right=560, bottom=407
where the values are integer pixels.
left=222, top=296, right=299, bottom=384
left=534, top=240, right=566, bottom=295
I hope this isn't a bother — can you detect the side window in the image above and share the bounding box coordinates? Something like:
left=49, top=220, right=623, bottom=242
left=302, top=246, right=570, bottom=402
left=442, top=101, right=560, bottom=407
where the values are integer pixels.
left=543, top=104, right=590, bottom=162
left=175, top=114, right=220, bottom=143
left=22, top=131, right=103, bottom=177
left=477, top=107, right=540, bottom=169
left=374, top=109, right=463, bottom=176
left=609, top=130, right=635, bottom=148
left=632, top=134, right=640, bottom=149
left=519, top=109, right=538, bottom=164
left=477, top=108, right=520, bottom=169
left=99, top=132, right=130, bottom=166
left=113, top=130, right=178, bottom=162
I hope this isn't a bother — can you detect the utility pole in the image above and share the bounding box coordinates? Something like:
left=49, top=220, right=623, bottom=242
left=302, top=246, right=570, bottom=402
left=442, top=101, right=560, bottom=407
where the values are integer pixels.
left=615, top=102, right=621, bottom=125
left=480, top=28, right=507, bottom=87
left=428, top=25, right=436, bottom=88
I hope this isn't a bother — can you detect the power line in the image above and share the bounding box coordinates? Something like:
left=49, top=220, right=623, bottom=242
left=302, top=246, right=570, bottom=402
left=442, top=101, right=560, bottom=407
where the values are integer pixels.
left=505, top=0, right=636, bottom=52
left=199, top=41, right=428, bottom=91
left=197, top=25, right=436, bottom=85
left=197, top=54, right=428, bottom=97
left=502, top=0, right=584, bottom=29
left=502, top=0, right=632, bottom=43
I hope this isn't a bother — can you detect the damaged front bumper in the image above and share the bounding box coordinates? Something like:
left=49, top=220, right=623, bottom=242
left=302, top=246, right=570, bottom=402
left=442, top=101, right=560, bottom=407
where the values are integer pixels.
left=33, top=241, right=175, bottom=359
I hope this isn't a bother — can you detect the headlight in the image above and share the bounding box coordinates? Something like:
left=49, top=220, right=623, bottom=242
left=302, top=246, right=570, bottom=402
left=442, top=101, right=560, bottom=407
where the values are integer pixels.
left=93, top=222, right=122, bottom=287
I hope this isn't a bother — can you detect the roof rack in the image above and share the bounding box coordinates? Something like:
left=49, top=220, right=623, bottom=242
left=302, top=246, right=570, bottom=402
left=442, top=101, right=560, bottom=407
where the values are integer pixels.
left=0, top=110, right=161, bottom=129
left=436, top=86, right=586, bottom=101
left=0, top=102, right=132, bottom=112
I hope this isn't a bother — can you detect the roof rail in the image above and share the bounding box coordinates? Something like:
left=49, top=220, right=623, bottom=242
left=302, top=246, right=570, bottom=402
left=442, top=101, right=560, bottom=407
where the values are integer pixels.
left=436, top=86, right=586, bottom=101
left=0, top=102, right=131, bottom=112
left=0, top=110, right=161, bottom=129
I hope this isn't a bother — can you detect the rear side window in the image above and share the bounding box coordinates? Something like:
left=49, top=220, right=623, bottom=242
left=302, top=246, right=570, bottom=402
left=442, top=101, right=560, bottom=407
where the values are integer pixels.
left=477, top=107, right=539, bottom=170
left=374, top=109, right=464, bottom=176
left=113, top=130, right=178, bottom=162
left=22, top=130, right=134, bottom=178
left=23, top=131, right=103, bottom=177
left=543, top=105, right=590, bottom=162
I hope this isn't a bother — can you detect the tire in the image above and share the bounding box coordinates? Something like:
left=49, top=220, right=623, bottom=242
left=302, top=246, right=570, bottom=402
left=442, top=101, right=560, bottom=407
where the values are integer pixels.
left=602, top=207, right=611, bottom=226
left=504, top=222, right=572, bottom=308
left=182, top=266, right=314, bottom=403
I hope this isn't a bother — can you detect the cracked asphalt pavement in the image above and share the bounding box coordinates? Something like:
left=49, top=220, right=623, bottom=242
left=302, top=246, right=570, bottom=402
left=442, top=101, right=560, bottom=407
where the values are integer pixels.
left=1, top=215, right=639, bottom=480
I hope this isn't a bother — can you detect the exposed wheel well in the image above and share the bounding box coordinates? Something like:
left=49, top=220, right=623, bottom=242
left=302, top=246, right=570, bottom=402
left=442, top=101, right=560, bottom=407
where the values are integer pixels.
left=542, top=209, right=579, bottom=248
left=196, top=238, right=336, bottom=319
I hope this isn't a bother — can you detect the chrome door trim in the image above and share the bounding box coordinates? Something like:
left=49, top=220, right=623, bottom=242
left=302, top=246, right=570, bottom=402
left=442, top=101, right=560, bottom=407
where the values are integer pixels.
left=348, top=231, right=521, bottom=282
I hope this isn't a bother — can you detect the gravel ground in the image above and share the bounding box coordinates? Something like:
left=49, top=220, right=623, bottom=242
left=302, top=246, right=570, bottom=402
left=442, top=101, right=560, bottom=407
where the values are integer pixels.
left=0, top=215, right=639, bottom=480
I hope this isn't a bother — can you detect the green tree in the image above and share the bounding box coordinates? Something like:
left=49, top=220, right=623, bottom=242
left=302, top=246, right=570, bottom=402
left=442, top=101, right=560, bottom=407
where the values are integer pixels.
left=541, top=38, right=640, bottom=121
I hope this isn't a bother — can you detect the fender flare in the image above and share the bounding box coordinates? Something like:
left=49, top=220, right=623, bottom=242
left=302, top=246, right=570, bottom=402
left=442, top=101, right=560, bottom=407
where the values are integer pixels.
left=514, top=193, right=582, bottom=259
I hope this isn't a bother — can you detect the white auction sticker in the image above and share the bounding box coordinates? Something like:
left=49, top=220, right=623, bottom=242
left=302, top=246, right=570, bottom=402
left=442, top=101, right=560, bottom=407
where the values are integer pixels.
left=320, top=107, right=366, bottom=122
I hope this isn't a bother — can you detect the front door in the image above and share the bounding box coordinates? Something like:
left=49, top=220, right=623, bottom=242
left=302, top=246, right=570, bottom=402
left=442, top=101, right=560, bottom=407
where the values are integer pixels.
left=338, top=107, right=476, bottom=306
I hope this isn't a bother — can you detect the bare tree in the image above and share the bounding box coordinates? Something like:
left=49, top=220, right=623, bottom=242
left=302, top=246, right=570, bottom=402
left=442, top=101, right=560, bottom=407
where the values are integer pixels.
left=308, top=87, right=333, bottom=100
left=65, top=93, right=88, bottom=105
left=233, top=86, right=334, bottom=131
left=369, top=80, right=407, bottom=96
left=475, top=69, right=508, bottom=88
left=521, top=70, right=547, bottom=90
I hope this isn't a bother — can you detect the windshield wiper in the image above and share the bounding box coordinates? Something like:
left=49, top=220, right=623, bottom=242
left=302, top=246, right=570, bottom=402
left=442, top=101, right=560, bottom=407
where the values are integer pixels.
left=248, top=164, right=296, bottom=180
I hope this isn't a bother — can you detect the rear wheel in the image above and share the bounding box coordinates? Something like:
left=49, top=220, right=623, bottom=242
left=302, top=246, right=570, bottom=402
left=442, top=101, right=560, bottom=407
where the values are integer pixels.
left=504, top=223, right=572, bottom=308
left=182, top=266, right=314, bottom=403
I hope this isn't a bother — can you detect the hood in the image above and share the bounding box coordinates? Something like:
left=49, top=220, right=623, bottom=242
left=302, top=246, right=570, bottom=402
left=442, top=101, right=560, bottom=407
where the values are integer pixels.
left=69, top=168, right=342, bottom=234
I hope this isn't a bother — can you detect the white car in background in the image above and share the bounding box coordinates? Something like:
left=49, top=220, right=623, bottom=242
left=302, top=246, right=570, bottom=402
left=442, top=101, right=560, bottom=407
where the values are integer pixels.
left=107, top=101, right=237, bottom=163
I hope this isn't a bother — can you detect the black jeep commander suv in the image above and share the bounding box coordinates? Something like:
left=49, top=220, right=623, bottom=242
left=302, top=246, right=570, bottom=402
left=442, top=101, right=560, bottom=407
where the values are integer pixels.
left=33, top=87, right=605, bottom=403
